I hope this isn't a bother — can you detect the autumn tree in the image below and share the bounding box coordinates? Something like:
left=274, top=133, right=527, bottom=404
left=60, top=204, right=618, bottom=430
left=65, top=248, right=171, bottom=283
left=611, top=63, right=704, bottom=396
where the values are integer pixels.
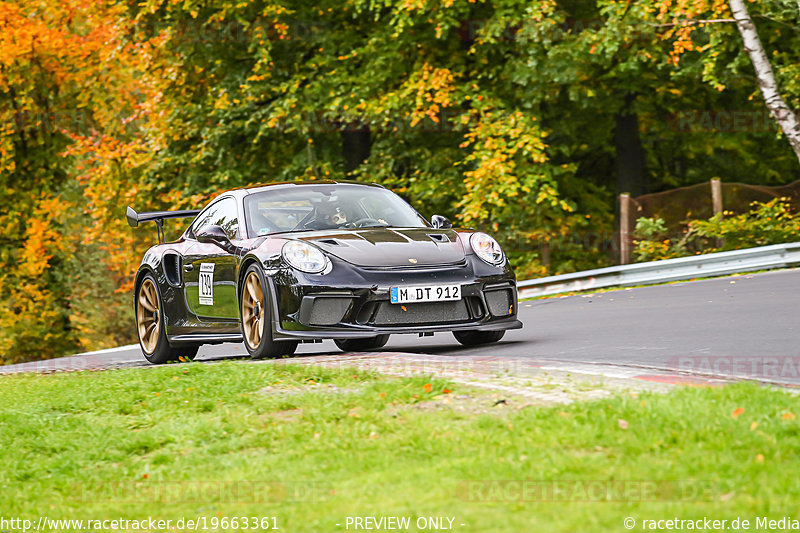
left=0, top=0, right=162, bottom=361
left=3, top=0, right=800, bottom=362
left=643, top=0, right=800, bottom=172
left=127, top=0, right=799, bottom=274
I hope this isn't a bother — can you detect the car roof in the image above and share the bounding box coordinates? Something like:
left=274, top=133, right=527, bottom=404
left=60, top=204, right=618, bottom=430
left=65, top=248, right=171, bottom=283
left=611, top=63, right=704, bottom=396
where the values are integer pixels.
left=238, top=180, right=384, bottom=196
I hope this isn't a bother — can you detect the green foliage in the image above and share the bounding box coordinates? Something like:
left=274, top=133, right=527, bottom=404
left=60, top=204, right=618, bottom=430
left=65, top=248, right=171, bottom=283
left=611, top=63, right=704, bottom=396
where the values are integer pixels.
left=635, top=217, right=669, bottom=242
left=633, top=217, right=684, bottom=262
left=633, top=199, right=800, bottom=263
left=691, top=199, right=800, bottom=250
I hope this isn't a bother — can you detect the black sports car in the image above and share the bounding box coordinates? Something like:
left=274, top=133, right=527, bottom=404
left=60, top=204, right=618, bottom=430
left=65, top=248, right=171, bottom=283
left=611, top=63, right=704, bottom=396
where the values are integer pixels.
left=127, top=181, right=521, bottom=364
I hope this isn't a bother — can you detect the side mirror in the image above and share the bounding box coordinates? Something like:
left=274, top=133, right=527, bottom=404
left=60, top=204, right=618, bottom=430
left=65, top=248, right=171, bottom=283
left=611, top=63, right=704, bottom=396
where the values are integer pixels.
left=196, top=225, right=232, bottom=251
left=430, top=215, right=453, bottom=229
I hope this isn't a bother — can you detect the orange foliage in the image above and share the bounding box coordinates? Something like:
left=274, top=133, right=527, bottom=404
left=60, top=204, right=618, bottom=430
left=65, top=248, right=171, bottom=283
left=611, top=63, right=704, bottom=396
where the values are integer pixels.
left=407, top=64, right=458, bottom=127
left=650, top=0, right=731, bottom=61
left=17, top=197, right=68, bottom=278
left=0, top=195, right=72, bottom=359
left=0, top=0, right=174, bottom=359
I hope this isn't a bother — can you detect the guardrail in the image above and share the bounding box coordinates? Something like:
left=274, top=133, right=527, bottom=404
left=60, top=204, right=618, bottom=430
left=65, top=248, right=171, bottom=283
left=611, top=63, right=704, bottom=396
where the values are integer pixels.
left=517, top=242, right=800, bottom=299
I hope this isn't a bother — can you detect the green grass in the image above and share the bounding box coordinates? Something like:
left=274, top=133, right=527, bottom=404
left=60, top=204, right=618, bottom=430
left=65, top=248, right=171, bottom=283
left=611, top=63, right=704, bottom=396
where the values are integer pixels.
left=1, top=363, right=799, bottom=532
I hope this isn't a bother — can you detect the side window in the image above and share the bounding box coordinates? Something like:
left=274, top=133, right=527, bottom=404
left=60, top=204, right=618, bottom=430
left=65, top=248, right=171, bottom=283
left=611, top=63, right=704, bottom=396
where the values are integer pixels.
left=191, top=197, right=239, bottom=240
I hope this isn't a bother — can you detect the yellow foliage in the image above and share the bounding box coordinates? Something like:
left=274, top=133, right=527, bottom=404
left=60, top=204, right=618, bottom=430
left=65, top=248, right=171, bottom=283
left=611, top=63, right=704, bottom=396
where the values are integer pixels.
left=457, top=105, right=558, bottom=223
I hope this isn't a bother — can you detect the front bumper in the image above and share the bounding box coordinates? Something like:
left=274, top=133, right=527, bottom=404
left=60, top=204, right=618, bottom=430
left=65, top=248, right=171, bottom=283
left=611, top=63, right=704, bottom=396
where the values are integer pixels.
left=267, top=256, right=522, bottom=341
left=272, top=318, right=523, bottom=340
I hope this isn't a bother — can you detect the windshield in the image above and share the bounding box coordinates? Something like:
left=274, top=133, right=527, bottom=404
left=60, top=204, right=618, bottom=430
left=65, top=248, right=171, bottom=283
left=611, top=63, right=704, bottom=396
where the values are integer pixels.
left=243, top=184, right=429, bottom=237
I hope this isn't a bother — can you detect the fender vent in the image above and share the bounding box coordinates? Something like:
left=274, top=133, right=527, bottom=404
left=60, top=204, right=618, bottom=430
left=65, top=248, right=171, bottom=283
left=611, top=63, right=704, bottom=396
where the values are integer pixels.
left=163, top=253, right=182, bottom=287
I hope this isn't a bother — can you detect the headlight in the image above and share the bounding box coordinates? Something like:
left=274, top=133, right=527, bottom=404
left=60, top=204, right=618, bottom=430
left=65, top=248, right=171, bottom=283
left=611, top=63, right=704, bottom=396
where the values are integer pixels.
left=470, top=232, right=504, bottom=265
left=282, top=241, right=328, bottom=273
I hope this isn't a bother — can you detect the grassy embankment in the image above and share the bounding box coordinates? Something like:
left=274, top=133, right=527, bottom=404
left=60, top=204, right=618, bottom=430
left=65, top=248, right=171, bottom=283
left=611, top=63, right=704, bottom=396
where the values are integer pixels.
left=1, top=362, right=798, bottom=531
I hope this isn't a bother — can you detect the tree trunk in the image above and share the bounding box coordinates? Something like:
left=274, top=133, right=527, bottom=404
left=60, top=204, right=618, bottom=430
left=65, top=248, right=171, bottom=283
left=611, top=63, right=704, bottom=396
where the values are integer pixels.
left=614, top=94, right=647, bottom=196
left=730, top=0, right=800, bottom=165
left=342, top=129, right=371, bottom=173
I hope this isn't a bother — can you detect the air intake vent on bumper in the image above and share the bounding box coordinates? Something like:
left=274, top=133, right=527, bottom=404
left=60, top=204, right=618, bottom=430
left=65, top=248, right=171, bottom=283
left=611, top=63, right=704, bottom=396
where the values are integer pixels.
left=484, top=288, right=514, bottom=317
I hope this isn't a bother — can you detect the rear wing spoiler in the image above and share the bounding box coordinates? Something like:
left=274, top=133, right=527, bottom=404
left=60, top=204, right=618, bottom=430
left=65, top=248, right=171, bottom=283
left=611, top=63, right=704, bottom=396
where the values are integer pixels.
left=126, top=206, right=201, bottom=244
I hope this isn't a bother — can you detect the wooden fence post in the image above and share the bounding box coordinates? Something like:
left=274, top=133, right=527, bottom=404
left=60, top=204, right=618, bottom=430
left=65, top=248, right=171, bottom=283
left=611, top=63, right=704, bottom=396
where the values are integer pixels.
left=711, top=178, right=724, bottom=248
left=620, top=193, right=631, bottom=265
left=711, top=178, right=723, bottom=217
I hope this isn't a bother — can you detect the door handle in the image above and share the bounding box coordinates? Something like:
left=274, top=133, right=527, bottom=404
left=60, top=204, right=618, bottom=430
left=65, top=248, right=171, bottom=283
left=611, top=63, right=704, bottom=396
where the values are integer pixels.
left=184, top=264, right=194, bottom=272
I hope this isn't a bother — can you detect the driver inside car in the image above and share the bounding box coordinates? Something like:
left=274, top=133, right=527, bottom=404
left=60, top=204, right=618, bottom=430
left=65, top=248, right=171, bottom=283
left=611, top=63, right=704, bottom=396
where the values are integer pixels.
left=312, top=202, right=349, bottom=229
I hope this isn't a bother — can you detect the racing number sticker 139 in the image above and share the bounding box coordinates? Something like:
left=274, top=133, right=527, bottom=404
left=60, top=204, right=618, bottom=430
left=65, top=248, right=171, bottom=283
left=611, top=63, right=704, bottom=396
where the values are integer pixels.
left=199, top=263, right=215, bottom=305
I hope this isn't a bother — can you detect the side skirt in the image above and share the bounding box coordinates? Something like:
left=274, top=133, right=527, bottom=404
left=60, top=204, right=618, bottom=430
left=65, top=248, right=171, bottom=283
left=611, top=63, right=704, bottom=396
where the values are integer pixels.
left=168, top=333, right=244, bottom=346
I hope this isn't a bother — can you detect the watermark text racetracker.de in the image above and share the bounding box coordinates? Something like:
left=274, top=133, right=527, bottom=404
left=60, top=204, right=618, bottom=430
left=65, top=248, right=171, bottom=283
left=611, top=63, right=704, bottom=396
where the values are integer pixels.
left=624, top=516, right=800, bottom=530
left=668, top=356, right=800, bottom=381
left=458, top=480, right=716, bottom=502
left=0, top=515, right=279, bottom=532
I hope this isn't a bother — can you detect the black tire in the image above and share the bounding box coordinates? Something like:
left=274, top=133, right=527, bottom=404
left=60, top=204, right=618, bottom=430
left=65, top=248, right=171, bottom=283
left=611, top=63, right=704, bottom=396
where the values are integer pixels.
left=453, top=330, right=505, bottom=346
left=334, top=335, right=390, bottom=352
left=136, top=273, right=184, bottom=364
left=240, top=264, right=298, bottom=360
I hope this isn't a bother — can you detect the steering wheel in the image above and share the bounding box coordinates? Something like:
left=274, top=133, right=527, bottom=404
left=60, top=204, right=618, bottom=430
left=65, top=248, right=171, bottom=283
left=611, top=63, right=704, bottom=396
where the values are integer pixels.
left=350, top=217, right=383, bottom=228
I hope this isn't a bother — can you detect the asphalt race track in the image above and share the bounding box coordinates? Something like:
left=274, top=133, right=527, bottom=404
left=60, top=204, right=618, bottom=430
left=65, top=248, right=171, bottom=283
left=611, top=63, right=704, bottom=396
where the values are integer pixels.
left=4, top=269, right=799, bottom=383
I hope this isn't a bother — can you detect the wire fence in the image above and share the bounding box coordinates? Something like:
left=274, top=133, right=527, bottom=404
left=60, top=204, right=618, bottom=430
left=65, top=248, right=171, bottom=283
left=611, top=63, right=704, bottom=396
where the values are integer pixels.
left=618, top=179, right=800, bottom=263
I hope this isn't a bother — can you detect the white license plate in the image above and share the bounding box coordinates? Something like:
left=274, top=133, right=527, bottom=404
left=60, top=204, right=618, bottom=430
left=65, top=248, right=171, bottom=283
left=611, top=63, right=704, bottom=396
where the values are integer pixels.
left=390, top=284, right=461, bottom=304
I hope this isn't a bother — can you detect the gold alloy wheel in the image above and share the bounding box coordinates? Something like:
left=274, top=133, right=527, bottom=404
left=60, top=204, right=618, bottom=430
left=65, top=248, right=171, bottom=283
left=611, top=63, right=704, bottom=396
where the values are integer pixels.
left=137, top=278, right=161, bottom=354
left=242, top=271, right=265, bottom=349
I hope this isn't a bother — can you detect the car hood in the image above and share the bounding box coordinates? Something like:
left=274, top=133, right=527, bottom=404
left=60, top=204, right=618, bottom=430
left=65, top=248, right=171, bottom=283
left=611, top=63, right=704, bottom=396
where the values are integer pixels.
left=295, top=228, right=466, bottom=267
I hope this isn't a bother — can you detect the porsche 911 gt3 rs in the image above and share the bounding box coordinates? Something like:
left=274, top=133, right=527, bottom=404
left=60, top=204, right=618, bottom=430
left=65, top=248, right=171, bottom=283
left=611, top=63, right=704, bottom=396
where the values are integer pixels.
left=127, top=181, right=521, bottom=364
